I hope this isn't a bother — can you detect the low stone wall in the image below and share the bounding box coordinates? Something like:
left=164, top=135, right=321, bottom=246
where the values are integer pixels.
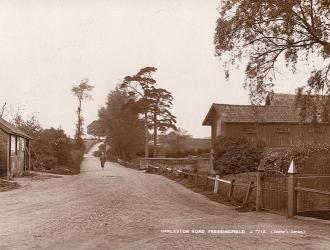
left=141, top=158, right=211, bottom=174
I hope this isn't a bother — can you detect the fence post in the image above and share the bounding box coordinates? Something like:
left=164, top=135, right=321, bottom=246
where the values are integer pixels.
left=214, top=175, right=220, bottom=194
left=144, top=158, right=149, bottom=170
left=228, top=179, right=235, bottom=200
left=287, top=160, right=298, bottom=218
left=243, top=181, right=254, bottom=206
left=194, top=173, right=198, bottom=187
left=256, top=159, right=265, bottom=212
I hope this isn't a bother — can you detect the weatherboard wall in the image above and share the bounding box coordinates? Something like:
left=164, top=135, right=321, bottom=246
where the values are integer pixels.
left=220, top=123, right=330, bottom=147
left=0, top=129, right=9, bottom=176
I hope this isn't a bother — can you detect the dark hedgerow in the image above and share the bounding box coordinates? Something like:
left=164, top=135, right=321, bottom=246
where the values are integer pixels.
left=213, top=136, right=265, bottom=175
left=263, top=143, right=330, bottom=175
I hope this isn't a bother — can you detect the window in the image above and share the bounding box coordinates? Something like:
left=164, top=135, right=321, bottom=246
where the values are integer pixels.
left=275, top=126, right=290, bottom=134
left=242, top=125, right=256, bottom=134
left=17, top=137, right=25, bottom=152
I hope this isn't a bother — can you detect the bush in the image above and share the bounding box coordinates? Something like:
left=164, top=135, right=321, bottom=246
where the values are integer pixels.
left=106, top=150, right=119, bottom=162
left=31, top=128, right=85, bottom=173
left=42, top=156, right=57, bottom=170
left=93, top=150, right=101, bottom=157
left=72, top=137, right=86, bottom=152
left=70, top=149, right=84, bottom=173
left=56, top=139, right=72, bottom=166
left=213, top=135, right=265, bottom=175
left=263, top=143, right=330, bottom=175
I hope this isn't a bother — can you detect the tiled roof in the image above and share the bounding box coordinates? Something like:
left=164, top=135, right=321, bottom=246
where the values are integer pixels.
left=203, top=104, right=300, bottom=125
left=215, top=104, right=299, bottom=122
left=0, top=117, right=33, bottom=139
left=266, top=93, right=296, bottom=106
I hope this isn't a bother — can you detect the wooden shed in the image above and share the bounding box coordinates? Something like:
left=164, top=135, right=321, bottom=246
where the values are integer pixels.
left=202, top=93, right=330, bottom=148
left=0, top=117, right=33, bottom=178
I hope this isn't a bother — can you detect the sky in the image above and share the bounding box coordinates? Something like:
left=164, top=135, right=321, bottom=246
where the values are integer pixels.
left=0, top=0, right=312, bottom=138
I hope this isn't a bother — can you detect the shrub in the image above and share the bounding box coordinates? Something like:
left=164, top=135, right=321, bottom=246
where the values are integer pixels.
left=106, top=150, right=119, bottom=162
left=56, top=139, right=72, bottom=166
left=213, top=135, right=265, bottom=175
left=70, top=149, right=84, bottom=173
left=72, top=137, right=86, bottom=152
left=13, top=116, right=86, bottom=174
left=93, top=150, right=101, bottom=157
left=31, top=128, right=85, bottom=173
left=42, top=156, right=57, bottom=170
left=263, top=143, right=330, bottom=175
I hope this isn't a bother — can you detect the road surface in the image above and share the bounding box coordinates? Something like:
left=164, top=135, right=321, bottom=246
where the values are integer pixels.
left=0, top=143, right=329, bottom=250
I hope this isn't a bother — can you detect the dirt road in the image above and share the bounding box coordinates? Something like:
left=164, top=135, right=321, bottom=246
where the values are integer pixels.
left=0, top=144, right=329, bottom=249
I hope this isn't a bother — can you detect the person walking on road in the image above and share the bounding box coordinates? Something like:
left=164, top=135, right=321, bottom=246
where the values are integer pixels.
left=100, top=151, right=106, bottom=170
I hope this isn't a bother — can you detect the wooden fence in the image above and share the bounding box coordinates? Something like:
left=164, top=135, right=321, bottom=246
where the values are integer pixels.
left=118, top=158, right=330, bottom=219
left=257, top=160, right=330, bottom=218
left=134, top=160, right=256, bottom=207
left=291, top=175, right=330, bottom=218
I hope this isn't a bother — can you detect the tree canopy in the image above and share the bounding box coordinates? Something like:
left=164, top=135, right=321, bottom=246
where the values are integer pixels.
left=120, top=67, right=176, bottom=156
left=13, top=114, right=42, bottom=138
left=87, top=120, right=105, bottom=138
left=214, top=0, right=330, bottom=104
left=147, top=87, right=176, bottom=154
left=98, top=88, right=145, bottom=160
left=71, top=79, right=94, bottom=143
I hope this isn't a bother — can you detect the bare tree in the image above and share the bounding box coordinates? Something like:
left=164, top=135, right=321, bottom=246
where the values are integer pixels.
left=0, top=102, right=24, bottom=121
left=0, top=102, right=7, bottom=118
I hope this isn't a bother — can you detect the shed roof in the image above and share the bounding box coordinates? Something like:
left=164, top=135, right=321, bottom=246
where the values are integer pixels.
left=0, top=117, right=33, bottom=139
left=202, top=104, right=300, bottom=126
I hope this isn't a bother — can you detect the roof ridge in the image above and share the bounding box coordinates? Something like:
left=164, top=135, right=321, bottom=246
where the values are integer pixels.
left=212, top=103, right=291, bottom=108
left=271, top=93, right=295, bottom=96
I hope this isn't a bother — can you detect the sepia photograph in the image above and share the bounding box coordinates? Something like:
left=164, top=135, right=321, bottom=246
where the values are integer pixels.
left=0, top=0, right=329, bottom=249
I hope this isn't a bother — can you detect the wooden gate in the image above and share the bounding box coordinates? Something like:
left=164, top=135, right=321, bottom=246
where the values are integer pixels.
left=261, top=171, right=288, bottom=215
